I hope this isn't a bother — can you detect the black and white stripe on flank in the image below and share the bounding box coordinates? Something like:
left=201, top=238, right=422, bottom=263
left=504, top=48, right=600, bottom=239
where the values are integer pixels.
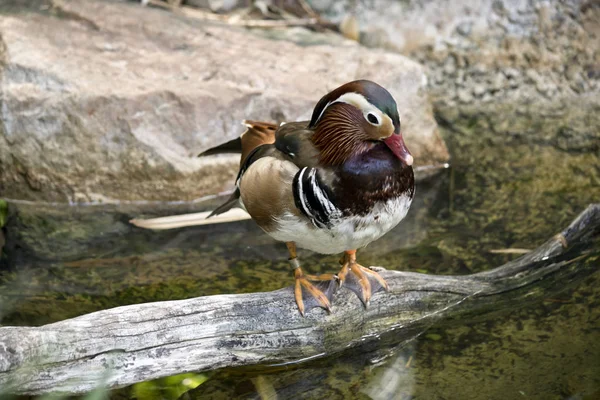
left=292, top=167, right=340, bottom=228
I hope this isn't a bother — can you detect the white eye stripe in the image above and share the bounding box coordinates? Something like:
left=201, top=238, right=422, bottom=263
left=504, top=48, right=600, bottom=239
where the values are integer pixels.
left=315, top=92, right=378, bottom=123
left=315, top=92, right=385, bottom=125
left=333, top=92, right=374, bottom=110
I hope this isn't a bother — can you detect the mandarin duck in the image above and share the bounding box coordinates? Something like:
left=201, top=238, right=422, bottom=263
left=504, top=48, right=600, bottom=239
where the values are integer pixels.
left=199, top=80, right=415, bottom=315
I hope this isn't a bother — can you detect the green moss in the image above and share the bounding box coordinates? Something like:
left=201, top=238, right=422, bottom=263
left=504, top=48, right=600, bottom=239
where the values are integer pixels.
left=0, top=200, right=7, bottom=228
left=425, top=333, right=443, bottom=341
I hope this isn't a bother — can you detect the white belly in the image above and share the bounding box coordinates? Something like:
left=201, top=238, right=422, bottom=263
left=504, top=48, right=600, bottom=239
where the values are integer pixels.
left=268, top=194, right=412, bottom=254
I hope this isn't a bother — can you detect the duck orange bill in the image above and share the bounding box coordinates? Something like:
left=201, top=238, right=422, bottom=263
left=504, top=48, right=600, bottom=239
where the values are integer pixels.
left=384, top=133, right=413, bottom=166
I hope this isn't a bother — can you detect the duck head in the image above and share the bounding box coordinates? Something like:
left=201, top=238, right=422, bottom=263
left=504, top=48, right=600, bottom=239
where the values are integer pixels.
left=309, top=80, right=413, bottom=167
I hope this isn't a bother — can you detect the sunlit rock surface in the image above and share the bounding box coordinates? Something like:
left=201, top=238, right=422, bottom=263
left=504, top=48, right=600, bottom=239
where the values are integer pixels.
left=0, top=0, right=448, bottom=203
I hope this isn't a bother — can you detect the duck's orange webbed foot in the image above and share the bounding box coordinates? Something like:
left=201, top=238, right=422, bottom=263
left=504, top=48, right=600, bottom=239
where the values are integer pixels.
left=337, top=250, right=389, bottom=307
left=287, top=242, right=337, bottom=316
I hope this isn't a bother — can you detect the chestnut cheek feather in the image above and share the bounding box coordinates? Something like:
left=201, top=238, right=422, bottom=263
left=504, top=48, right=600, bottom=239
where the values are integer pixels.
left=313, top=104, right=368, bottom=165
left=383, top=134, right=413, bottom=166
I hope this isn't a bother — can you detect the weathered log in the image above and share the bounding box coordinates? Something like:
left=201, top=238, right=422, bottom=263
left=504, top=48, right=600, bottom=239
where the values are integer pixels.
left=0, top=204, right=598, bottom=395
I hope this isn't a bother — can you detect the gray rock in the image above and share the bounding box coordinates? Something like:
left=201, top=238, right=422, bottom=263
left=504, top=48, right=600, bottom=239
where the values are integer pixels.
left=503, top=68, right=521, bottom=80
left=457, top=89, right=473, bottom=103
left=564, top=64, right=581, bottom=81
left=208, top=0, right=240, bottom=13
left=454, top=70, right=465, bottom=86
left=456, top=21, right=473, bottom=37
left=360, top=28, right=396, bottom=51
left=491, top=0, right=506, bottom=15
left=182, top=0, right=243, bottom=12
left=309, top=0, right=599, bottom=151
left=473, top=84, right=487, bottom=97
left=307, top=0, right=334, bottom=13
left=490, top=73, right=506, bottom=91
left=184, top=0, right=211, bottom=9
left=0, top=0, right=448, bottom=203
left=471, top=63, right=488, bottom=76
left=525, top=69, right=542, bottom=84
left=535, top=79, right=557, bottom=96
left=570, top=79, right=586, bottom=94
left=508, top=78, right=521, bottom=89
left=443, top=58, right=457, bottom=76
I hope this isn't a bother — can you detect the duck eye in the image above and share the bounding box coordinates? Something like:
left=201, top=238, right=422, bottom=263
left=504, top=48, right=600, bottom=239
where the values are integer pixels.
left=367, top=112, right=380, bottom=125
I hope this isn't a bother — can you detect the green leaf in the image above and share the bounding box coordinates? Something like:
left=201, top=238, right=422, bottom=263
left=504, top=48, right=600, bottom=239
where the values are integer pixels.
left=165, top=373, right=209, bottom=399
left=132, top=373, right=209, bottom=400
left=132, top=381, right=161, bottom=400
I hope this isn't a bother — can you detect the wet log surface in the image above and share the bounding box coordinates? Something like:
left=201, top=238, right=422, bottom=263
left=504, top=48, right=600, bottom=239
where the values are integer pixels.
left=0, top=204, right=598, bottom=395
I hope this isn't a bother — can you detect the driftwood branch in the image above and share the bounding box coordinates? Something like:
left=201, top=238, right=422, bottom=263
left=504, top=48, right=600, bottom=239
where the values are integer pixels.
left=0, top=205, right=598, bottom=395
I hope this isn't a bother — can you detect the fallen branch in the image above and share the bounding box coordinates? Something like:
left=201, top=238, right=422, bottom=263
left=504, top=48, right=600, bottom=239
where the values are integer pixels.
left=0, top=204, right=598, bottom=395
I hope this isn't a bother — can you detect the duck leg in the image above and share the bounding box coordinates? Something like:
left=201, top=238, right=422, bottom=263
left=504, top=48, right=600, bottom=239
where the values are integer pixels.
left=287, top=242, right=337, bottom=316
left=337, top=250, right=389, bottom=307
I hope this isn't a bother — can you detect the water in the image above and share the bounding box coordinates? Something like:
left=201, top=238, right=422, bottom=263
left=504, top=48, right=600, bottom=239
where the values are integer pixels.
left=1, top=124, right=599, bottom=399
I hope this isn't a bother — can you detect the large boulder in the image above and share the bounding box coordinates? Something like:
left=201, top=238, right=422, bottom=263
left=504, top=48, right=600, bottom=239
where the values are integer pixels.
left=0, top=0, right=448, bottom=203
left=312, top=0, right=600, bottom=151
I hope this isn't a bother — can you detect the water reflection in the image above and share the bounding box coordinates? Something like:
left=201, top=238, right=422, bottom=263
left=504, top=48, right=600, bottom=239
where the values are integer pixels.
left=360, top=349, right=415, bottom=400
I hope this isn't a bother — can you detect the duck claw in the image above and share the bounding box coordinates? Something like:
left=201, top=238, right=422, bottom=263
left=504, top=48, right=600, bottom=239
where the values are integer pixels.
left=294, top=269, right=338, bottom=316
left=338, top=262, right=389, bottom=308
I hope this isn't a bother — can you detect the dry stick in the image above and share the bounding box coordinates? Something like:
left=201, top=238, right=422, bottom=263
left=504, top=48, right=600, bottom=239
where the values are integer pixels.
left=143, top=0, right=333, bottom=28
left=0, top=205, right=598, bottom=395
left=145, top=0, right=227, bottom=21
left=296, top=0, right=320, bottom=19
left=295, top=0, right=339, bottom=32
